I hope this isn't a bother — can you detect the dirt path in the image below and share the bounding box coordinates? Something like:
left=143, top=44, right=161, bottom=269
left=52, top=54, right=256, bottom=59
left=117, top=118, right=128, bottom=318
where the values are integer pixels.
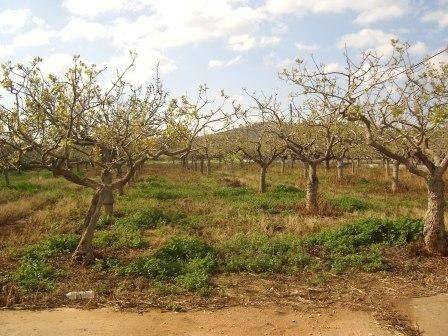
left=0, top=306, right=401, bottom=336
left=1, top=294, right=447, bottom=336
left=399, top=294, right=448, bottom=336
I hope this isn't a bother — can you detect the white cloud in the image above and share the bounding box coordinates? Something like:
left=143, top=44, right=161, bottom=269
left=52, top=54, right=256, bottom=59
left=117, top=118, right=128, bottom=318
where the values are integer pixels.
left=295, top=42, right=318, bottom=52
left=59, top=18, right=110, bottom=42
left=228, top=34, right=256, bottom=51
left=409, top=41, right=428, bottom=55
left=323, top=62, right=340, bottom=72
left=208, top=55, right=242, bottom=68
left=277, top=58, right=294, bottom=69
left=62, top=0, right=136, bottom=17
left=260, top=36, right=281, bottom=47
left=422, top=9, right=448, bottom=28
left=107, top=49, right=177, bottom=85
left=39, top=53, right=75, bottom=74
left=0, top=45, right=14, bottom=60
left=264, top=0, right=406, bottom=25
left=0, top=9, right=31, bottom=33
left=337, top=29, right=397, bottom=56
left=12, top=27, right=56, bottom=48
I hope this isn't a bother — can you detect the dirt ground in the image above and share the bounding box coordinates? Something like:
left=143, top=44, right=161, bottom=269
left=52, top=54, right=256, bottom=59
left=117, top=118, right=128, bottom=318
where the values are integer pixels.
left=1, top=294, right=447, bottom=336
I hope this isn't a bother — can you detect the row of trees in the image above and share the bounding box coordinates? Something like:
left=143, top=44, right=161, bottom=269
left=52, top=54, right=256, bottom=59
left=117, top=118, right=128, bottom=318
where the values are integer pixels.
left=1, top=42, right=447, bottom=259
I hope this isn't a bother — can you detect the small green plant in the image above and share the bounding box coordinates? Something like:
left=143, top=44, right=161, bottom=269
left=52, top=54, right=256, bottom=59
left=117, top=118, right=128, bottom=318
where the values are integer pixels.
left=330, top=195, right=370, bottom=212
left=13, top=234, right=77, bottom=292
left=214, top=186, right=251, bottom=198
left=22, top=234, right=80, bottom=260
left=13, top=258, right=59, bottom=292
left=272, top=184, right=302, bottom=195
left=220, top=233, right=311, bottom=274
left=93, top=226, right=147, bottom=249
left=122, top=236, right=217, bottom=293
left=118, top=208, right=185, bottom=229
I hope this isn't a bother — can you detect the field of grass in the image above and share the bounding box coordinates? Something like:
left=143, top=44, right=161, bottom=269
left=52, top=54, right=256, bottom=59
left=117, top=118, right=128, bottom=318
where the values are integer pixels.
left=0, top=162, right=447, bottom=332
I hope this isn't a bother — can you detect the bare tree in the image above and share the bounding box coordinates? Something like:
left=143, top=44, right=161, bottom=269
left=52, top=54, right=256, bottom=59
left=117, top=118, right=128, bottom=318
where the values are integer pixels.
left=280, top=42, right=448, bottom=254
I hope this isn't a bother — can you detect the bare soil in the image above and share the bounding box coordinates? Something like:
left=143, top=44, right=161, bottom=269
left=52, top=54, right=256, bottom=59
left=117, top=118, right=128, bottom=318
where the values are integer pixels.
left=0, top=306, right=400, bottom=336
left=1, top=294, right=447, bottom=336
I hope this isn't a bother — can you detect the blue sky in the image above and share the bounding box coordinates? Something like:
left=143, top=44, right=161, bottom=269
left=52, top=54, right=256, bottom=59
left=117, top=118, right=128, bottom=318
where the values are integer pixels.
left=0, top=0, right=447, bottom=101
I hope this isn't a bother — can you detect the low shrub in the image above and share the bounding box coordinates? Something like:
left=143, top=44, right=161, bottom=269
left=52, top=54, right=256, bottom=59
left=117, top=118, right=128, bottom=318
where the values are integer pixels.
left=93, top=226, right=147, bottom=249
left=219, top=233, right=310, bottom=274
left=22, top=234, right=79, bottom=260
left=330, top=195, right=370, bottom=212
left=122, top=236, right=216, bottom=292
left=13, top=258, right=59, bottom=292
left=118, top=208, right=185, bottom=229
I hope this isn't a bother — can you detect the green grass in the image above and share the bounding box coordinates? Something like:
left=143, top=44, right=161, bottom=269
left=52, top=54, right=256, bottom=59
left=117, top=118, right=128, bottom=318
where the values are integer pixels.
left=13, top=258, right=59, bottom=292
left=214, top=184, right=305, bottom=214
left=117, top=208, right=186, bottom=229
left=121, top=236, right=217, bottom=293
left=13, top=234, right=79, bottom=292
left=330, top=195, right=370, bottom=212
left=219, top=217, right=422, bottom=276
left=93, top=226, right=147, bottom=249
left=219, top=233, right=310, bottom=274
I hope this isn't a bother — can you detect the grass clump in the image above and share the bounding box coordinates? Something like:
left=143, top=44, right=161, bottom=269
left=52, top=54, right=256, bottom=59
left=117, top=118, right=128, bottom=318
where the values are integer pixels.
left=13, top=258, right=59, bottom=292
left=129, top=176, right=205, bottom=201
left=219, top=233, right=311, bottom=274
left=93, top=226, right=147, bottom=249
left=122, top=236, right=216, bottom=293
left=330, top=195, right=370, bottom=212
left=306, top=217, right=422, bottom=272
left=118, top=208, right=186, bottom=229
left=214, top=184, right=305, bottom=214
left=214, top=186, right=251, bottom=198
left=22, top=234, right=79, bottom=260
left=13, top=234, right=78, bottom=292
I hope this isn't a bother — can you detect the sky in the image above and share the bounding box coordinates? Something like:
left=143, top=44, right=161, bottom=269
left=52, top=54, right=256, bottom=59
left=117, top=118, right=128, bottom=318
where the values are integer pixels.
left=0, top=0, right=447, bottom=102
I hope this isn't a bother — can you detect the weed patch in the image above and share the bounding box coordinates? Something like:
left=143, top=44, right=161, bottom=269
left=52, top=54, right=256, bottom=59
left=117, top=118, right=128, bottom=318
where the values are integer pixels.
left=330, top=195, right=370, bottom=212
left=121, top=236, right=216, bottom=293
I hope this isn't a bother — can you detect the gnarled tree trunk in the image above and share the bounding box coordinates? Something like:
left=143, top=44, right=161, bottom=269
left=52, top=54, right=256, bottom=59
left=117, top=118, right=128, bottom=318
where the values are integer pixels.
left=281, top=158, right=286, bottom=173
left=200, top=158, right=205, bottom=174
left=102, top=170, right=114, bottom=215
left=337, top=160, right=344, bottom=180
left=206, top=156, right=211, bottom=175
left=391, top=160, right=400, bottom=193
left=3, top=170, right=10, bottom=187
left=303, top=161, right=309, bottom=179
left=306, top=163, right=318, bottom=212
left=72, top=190, right=104, bottom=263
left=324, top=159, right=330, bottom=171
left=424, top=177, right=447, bottom=255
left=259, top=166, right=267, bottom=193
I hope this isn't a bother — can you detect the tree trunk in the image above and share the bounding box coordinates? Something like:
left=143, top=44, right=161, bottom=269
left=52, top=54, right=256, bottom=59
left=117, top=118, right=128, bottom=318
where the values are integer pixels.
left=72, top=190, right=104, bottom=263
left=281, top=158, right=285, bottom=174
left=206, top=157, right=211, bottom=175
left=385, top=159, right=390, bottom=176
left=259, top=166, right=267, bottom=193
left=200, top=159, right=204, bottom=174
left=324, top=159, right=330, bottom=171
left=102, top=170, right=114, bottom=215
left=306, top=163, right=318, bottom=212
left=423, top=177, right=447, bottom=255
left=303, top=161, right=309, bottom=179
left=351, top=160, right=355, bottom=174
left=290, top=158, right=295, bottom=169
left=391, top=160, right=400, bottom=193
left=3, top=170, right=10, bottom=187
left=337, top=160, right=344, bottom=180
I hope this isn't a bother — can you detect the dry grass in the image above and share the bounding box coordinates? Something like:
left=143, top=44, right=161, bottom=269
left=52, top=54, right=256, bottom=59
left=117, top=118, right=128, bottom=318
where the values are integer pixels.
left=0, top=162, right=447, bottom=336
